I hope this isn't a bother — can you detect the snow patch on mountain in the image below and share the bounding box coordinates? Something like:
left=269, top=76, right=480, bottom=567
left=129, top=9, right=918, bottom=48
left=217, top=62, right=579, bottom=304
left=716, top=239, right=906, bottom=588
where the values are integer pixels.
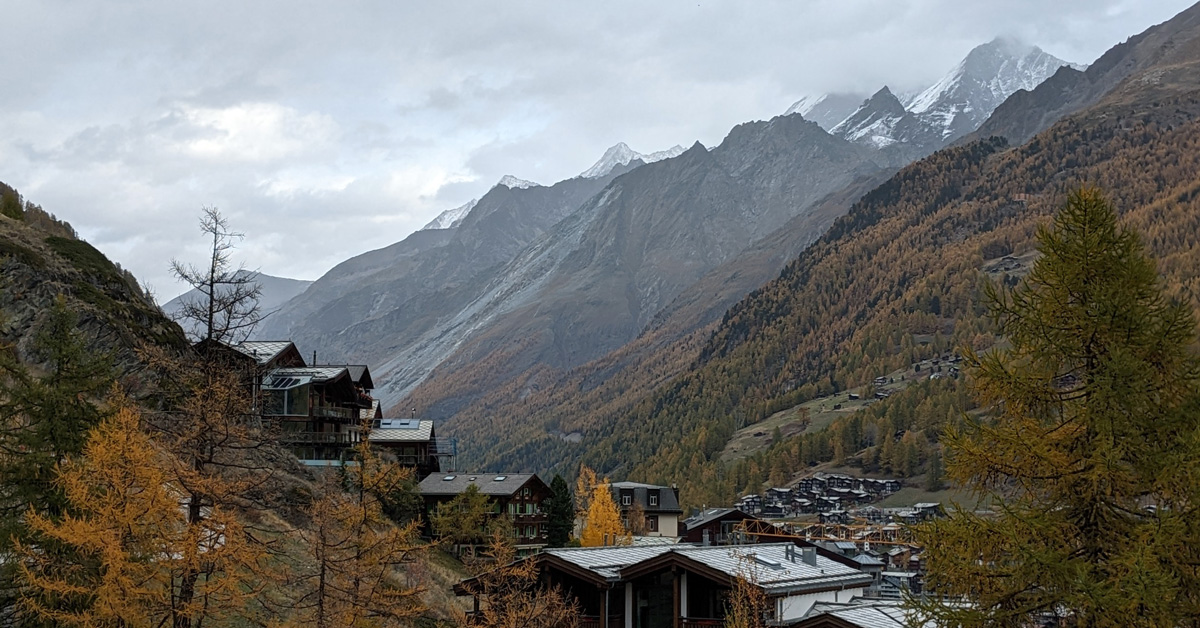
left=422, top=198, right=477, bottom=231
left=580, top=142, right=686, bottom=178
left=497, top=175, right=540, bottom=190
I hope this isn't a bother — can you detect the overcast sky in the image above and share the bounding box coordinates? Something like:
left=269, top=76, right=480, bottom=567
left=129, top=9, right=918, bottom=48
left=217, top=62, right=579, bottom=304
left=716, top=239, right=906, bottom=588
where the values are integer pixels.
left=2, top=0, right=1193, bottom=301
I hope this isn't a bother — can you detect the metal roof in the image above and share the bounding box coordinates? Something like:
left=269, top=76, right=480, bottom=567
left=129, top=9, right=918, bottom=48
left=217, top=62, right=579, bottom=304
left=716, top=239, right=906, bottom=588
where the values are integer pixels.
left=804, top=599, right=934, bottom=628
left=233, top=341, right=296, bottom=366
left=542, top=545, right=676, bottom=580
left=682, top=507, right=748, bottom=531
left=265, top=366, right=348, bottom=383
left=369, top=419, right=434, bottom=443
left=542, top=543, right=872, bottom=595
left=418, top=473, right=543, bottom=497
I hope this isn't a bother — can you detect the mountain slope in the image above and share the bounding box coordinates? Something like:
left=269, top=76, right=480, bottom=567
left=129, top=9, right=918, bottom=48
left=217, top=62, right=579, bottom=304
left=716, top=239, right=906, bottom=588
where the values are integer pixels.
left=256, top=162, right=643, bottom=393
left=591, top=10, right=1200, bottom=506
left=831, top=39, right=1078, bottom=161
left=402, top=115, right=886, bottom=419
left=580, top=142, right=686, bottom=179
left=785, top=93, right=866, bottom=131
left=163, top=271, right=313, bottom=338
left=971, top=3, right=1200, bottom=145
left=0, top=185, right=187, bottom=372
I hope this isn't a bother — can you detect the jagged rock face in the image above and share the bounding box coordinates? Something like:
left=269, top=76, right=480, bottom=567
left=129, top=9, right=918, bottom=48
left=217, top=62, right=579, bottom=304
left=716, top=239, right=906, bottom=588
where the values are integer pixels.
left=0, top=212, right=187, bottom=378
left=828, top=38, right=1079, bottom=162
left=907, top=38, right=1081, bottom=141
left=973, top=3, right=1200, bottom=145
left=398, top=116, right=886, bottom=418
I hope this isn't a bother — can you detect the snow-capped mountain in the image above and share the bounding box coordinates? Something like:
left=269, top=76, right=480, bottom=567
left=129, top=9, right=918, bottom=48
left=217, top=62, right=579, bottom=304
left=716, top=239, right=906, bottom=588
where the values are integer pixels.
left=784, top=92, right=867, bottom=131
left=829, top=87, right=919, bottom=149
left=907, top=37, right=1084, bottom=140
left=823, top=37, right=1080, bottom=159
left=422, top=198, right=477, bottom=231
left=579, top=142, right=686, bottom=179
left=498, top=175, right=540, bottom=190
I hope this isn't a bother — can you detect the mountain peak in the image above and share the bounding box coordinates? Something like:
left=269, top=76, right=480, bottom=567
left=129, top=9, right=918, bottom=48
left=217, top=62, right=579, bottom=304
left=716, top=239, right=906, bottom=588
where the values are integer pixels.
left=422, top=198, right=478, bottom=231
left=497, top=175, right=540, bottom=190
left=580, top=142, right=686, bottom=178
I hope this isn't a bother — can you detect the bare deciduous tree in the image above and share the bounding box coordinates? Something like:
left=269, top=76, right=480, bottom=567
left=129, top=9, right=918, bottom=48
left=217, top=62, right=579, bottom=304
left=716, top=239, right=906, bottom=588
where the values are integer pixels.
left=170, top=206, right=263, bottom=344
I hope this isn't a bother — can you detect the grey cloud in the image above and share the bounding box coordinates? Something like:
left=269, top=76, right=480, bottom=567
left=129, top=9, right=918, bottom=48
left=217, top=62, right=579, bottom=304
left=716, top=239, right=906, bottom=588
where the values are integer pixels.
left=0, top=0, right=1193, bottom=300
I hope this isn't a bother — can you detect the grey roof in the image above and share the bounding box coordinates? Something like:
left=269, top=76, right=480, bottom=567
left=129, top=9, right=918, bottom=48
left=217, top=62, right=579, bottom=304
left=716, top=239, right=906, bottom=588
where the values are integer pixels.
left=851, top=554, right=885, bottom=567
left=419, top=473, right=541, bottom=497
left=683, top=507, right=748, bottom=531
left=234, top=340, right=296, bottom=366
left=543, top=543, right=872, bottom=595
left=804, top=599, right=935, bottom=628
left=369, top=419, right=434, bottom=443
left=610, top=481, right=683, bottom=514
left=543, top=545, right=676, bottom=579
left=266, top=366, right=348, bottom=383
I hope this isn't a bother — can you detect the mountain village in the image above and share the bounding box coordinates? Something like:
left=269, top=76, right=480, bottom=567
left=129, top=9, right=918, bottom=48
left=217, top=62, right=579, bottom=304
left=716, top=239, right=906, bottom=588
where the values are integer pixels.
left=4, top=3, right=1200, bottom=627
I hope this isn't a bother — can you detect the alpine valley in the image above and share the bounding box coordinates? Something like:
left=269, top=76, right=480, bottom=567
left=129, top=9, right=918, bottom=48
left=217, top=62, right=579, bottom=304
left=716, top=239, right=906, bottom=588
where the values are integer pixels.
left=247, top=4, right=1200, bottom=503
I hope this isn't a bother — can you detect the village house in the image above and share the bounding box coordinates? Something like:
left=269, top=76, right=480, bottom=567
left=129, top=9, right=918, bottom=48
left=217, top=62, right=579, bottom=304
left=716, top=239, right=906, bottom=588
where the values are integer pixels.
left=610, top=482, right=684, bottom=538
left=366, top=417, right=446, bottom=481
left=457, top=542, right=873, bottom=628
left=418, top=473, right=552, bottom=551
left=678, top=508, right=758, bottom=545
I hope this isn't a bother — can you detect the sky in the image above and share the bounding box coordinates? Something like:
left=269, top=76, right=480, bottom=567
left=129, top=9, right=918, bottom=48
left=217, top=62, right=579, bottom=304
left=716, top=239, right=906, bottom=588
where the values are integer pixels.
left=2, top=0, right=1194, bottom=302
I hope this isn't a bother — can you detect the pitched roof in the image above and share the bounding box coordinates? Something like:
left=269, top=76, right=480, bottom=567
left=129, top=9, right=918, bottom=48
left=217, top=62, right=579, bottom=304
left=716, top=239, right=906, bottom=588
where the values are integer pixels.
left=418, top=473, right=544, bottom=497
left=233, top=341, right=298, bottom=366
left=540, top=543, right=872, bottom=595
left=682, top=507, right=753, bottom=531
left=265, top=366, right=349, bottom=384
left=609, top=481, right=683, bottom=514
left=369, top=419, right=434, bottom=443
left=799, top=599, right=933, bottom=628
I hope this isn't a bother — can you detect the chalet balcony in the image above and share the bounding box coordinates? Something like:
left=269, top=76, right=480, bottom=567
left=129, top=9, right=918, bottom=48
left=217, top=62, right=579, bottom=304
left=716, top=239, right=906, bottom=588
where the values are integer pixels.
left=312, top=405, right=355, bottom=420
left=281, top=431, right=355, bottom=445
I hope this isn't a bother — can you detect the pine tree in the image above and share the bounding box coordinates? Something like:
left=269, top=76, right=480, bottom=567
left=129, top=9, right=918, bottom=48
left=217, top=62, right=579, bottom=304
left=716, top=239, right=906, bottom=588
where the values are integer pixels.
left=915, top=189, right=1200, bottom=626
left=545, top=474, right=575, bottom=547
left=0, top=298, right=114, bottom=618
left=579, top=480, right=629, bottom=547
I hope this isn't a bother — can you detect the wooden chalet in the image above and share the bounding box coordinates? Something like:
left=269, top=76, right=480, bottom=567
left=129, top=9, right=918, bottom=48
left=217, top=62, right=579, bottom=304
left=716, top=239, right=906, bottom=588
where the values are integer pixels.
left=418, top=473, right=552, bottom=551
left=678, top=508, right=758, bottom=545
left=260, top=361, right=377, bottom=465
left=456, top=543, right=872, bottom=628
left=367, top=418, right=446, bottom=480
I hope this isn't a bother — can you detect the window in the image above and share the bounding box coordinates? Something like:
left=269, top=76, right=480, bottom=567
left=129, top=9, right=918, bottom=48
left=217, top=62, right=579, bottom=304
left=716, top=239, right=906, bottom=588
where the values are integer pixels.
left=622, top=494, right=632, bottom=506
left=525, top=525, right=535, bottom=538
left=647, top=515, right=658, bottom=532
left=649, top=494, right=659, bottom=507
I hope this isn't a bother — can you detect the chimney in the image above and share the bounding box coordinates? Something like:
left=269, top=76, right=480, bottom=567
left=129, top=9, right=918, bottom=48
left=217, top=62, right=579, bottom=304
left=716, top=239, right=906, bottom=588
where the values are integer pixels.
left=702, top=529, right=711, bottom=546
left=802, top=547, right=817, bottom=567
left=312, top=351, right=317, bottom=365
left=785, top=545, right=795, bottom=562
left=671, top=483, right=679, bottom=502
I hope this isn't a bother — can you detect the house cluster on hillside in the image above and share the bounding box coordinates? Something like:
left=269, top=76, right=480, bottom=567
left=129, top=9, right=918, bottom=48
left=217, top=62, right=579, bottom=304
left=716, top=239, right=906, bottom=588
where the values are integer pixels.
left=204, top=339, right=453, bottom=478
left=736, top=473, right=903, bottom=519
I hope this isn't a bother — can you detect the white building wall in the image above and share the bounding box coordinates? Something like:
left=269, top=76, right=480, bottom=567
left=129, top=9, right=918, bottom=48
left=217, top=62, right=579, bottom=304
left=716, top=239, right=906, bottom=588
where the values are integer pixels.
left=777, top=587, right=866, bottom=621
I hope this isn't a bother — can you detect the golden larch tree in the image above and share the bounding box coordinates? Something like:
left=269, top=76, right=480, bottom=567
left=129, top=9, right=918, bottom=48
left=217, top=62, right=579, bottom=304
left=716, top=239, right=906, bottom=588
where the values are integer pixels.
left=18, top=393, right=262, bottom=627
left=579, top=480, right=629, bottom=547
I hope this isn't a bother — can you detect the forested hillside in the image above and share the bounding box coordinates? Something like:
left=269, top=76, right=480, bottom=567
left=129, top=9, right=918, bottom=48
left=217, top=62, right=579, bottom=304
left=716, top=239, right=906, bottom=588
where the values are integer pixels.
left=621, top=87, right=1200, bottom=506
left=432, top=37, right=1200, bottom=509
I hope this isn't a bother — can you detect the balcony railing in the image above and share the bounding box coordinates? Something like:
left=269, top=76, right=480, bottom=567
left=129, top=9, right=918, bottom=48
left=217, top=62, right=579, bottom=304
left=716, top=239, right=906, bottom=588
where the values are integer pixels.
left=281, top=431, right=355, bottom=444
left=313, top=406, right=355, bottom=420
